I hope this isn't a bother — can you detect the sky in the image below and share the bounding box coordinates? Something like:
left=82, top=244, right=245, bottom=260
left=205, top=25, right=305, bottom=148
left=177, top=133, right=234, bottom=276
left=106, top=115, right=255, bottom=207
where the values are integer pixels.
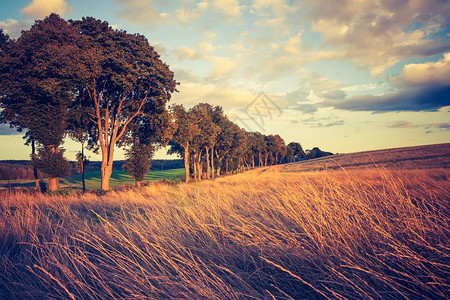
left=1, top=0, right=449, bottom=161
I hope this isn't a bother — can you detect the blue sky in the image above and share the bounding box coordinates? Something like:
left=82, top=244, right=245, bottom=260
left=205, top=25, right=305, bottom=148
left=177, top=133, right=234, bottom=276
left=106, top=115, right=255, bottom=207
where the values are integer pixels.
left=1, top=0, right=449, bottom=160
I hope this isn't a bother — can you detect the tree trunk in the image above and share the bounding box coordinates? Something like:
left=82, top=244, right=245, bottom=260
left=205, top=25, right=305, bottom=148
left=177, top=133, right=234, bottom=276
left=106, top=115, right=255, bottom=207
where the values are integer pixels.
left=211, top=147, right=215, bottom=179
left=101, top=161, right=113, bottom=191
left=100, top=138, right=115, bottom=190
left=81, top=143, right=86, bottom=192
left=135, top=180, right=141, bottom=187
left=197, top=160, right=203, bottom=181
left=31, top=139, right=40, bottom=190
left=184, top=145, right=190, bottom=182
left=47, top=145, right=60, bottom=192
left=48, top=178, right=58, bottom=192
left=193, top=152, right=197, bottom=180
left=205, top=146, right=210, bottom=179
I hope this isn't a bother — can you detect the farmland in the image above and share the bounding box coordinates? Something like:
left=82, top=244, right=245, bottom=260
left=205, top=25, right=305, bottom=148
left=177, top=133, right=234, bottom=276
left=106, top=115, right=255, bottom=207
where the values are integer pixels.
left=0, top=143, right=449, bottom=299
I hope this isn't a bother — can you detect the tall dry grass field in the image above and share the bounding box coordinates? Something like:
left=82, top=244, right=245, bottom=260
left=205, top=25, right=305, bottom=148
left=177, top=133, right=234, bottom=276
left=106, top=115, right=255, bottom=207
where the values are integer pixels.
left=0, top=167, right=449, bottom=299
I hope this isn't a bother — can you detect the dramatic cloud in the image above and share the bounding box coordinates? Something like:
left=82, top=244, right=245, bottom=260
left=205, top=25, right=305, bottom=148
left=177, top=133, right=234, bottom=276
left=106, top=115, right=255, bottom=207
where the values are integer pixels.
left=21, top=0, right=72, bottom=18
left=396, top=53, right=450, bottom=87
left=333, top=53, right=450, bottom=112
left=335, top=86, right=450, bottom=112
left=307, top=0, right=450, bottom=75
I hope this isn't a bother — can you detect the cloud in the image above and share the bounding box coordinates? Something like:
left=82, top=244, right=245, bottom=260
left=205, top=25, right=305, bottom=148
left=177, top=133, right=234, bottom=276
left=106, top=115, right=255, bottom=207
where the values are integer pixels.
left=306, top=0, right=450, bottom=75
left=172, top=81, right=255, bottom=110
left=173, top=68, right=200, bottom=83
left=114, top=0, right=166, bottom=25
left=206, top=56, right=237, bottom=78
left=175, top=46, right=202, bottom=60
left=309, top=120, right=345, bottom=128
left=387, top=121, right=450, bottom=132
left=21, top=0, right=72, bottom=19
left=211, top=0, right=242, bottom=20
left=426, top=122, right=450, bottom=130
left=293, top=104, right=318, bottom=114
left=0, top=124, right=21, bottom=136
left=388, top=121, right=417, bottom=128
left=0, top=18, right=33, bottom=38
left=332, top=54, right=450, bottom=112
left=395, top=53, right=450, bottom=87
left=334, top=86, right=450, bottom=112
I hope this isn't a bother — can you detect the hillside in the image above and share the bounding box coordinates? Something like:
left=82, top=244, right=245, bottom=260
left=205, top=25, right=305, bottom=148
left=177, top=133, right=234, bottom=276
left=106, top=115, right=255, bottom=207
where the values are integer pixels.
left=275, top=143, right=450, bottom=173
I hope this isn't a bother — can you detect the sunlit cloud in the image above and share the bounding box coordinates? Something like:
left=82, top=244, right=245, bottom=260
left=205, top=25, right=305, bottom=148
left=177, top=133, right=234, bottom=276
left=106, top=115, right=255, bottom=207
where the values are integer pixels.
left=396, top=53, right=450, bottom=87
left=307, top=0, right=450, bottom=75
left=211, top=0, right=242, bottom=20
left=114, top=0, right=166, bottom=25
left=21, top=0, right=72, bottom=19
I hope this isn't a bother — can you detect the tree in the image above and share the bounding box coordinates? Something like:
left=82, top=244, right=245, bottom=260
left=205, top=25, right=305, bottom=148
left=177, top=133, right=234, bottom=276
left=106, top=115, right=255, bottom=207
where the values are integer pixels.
left=123, top=139, right=154, bottom=187
left=252, top=132, right=266, bottom=167
left=285, top=144, right=295, bottom=163
left=288, top=142, right=305, bottom=161
left=0, top=28, right=9, bottom=50
left=68, top=99, right=93, bottom=193
left=0, top=14, right=90, bottom=191
left=190, top=103, right=220, bottom=180
left=169, top=104, right=200, bottom=182
left=75, top=152, right=89, bottom=192
left=214, top=116, right=242, bottom=176
left=31, top=147, right=71, bottom=191
left=71, top=17, right=177, bottom=190
left=264, top=135, right=277, bottom=166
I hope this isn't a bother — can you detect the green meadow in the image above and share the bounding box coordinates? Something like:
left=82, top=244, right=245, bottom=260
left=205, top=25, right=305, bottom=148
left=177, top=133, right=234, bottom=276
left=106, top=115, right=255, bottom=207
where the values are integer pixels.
left=0, top=168, right=185, bottom=191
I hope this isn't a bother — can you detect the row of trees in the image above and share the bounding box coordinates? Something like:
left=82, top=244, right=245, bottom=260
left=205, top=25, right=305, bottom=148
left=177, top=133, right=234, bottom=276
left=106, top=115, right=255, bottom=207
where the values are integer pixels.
left=0, top=14, right=328, bottom=191
left=168, top=103, right=307, bottom=182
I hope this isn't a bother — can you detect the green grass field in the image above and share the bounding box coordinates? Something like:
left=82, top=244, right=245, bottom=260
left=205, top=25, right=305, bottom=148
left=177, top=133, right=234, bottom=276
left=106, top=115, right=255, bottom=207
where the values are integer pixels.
left=0, top=168, right=185, bottom=191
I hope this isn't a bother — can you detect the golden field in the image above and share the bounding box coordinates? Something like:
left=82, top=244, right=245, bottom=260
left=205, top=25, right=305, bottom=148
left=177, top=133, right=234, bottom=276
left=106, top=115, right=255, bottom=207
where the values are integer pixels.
left=0, top=144, right=449, bottom=299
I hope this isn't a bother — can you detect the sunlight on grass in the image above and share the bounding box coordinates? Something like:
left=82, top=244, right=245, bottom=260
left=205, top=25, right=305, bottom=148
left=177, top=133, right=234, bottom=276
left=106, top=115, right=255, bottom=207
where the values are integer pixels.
left=0, top=167, right=449, bottom=299
left=62, top=168, right=185, bottom=190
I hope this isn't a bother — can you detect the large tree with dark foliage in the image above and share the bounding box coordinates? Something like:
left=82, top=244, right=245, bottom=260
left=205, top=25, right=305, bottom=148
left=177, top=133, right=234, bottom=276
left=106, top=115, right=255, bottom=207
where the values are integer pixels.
left=0, top=14, right=89, bottom=191
left=70, top=17, right=177, bottom=190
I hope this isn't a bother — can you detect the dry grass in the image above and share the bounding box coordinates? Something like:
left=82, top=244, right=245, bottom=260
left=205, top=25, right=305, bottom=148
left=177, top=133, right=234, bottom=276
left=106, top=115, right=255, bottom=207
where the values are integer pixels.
left=0, top=166, right=449, bottom=299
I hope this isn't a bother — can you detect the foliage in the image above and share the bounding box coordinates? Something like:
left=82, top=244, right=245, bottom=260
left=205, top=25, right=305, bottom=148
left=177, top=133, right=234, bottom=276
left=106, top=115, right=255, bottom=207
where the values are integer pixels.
left=0, top=14, right=90, bottom=147
left=75, top=152, right=89, bottom=174
left=288, top=142, right=305, bottom=160
left=69, top=17, right=177, bottom=190
left=123, top=140, right=154, bottom=183
left=31, top=147, right=71, bottom=178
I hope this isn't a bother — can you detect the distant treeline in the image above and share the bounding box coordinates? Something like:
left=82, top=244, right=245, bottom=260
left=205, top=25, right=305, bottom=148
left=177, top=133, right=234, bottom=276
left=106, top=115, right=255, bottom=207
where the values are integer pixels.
left=0, top=159, right=184, bottom=180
